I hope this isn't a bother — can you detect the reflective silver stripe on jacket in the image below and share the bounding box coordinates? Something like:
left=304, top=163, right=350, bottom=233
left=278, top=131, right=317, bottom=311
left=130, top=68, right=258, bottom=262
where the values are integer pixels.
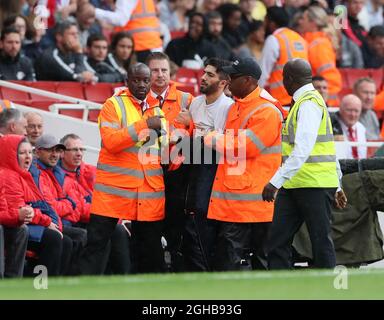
left=95, top=183, right=164, bottom=199
left=97, top=163, right=144, bottom=178
left=316, top=63, right=333, bottom=74
left=282, top=154, right=336, bottom=163
left=100, top=121, right=120, bottom=129
left=127, top=27, right=161, bottom=34
left=269, top=80, right=284, bottom=89
left=211, top=191, right=263, bottom=201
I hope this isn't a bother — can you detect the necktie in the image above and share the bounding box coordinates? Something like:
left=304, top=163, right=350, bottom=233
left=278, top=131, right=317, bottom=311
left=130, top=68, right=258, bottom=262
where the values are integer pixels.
left=140, top=101, right=148, bottom=112
left=156, top=95, right=164, bottom=108
left=348, top=126, right=358, bottom=159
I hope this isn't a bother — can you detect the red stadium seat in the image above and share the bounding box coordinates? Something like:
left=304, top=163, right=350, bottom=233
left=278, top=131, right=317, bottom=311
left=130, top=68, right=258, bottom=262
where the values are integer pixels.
left=84, top=83, right=113, bottom=103
left=29, top=81, right=57, bottom=100
left=170, top=31, right=186, bottom=40
left=0, top=86, right=30, bottom=104
left=88, top=109, right=101, bottom=122
left=59, top=109, right=84, bottom=119
left=176, top=84, right=197, bottom=96
left=56, top=82, right=85, bottom=99
left=369, top=69, right=384, bottom=90
left=343, top=68, right=372, bottom=89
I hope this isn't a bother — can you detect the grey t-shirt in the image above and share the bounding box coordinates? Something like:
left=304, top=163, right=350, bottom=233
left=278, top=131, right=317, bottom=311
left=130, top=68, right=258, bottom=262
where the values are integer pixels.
left=189, top=93, right=234, bottom=137
left=359, top=109, right=380, bottom=140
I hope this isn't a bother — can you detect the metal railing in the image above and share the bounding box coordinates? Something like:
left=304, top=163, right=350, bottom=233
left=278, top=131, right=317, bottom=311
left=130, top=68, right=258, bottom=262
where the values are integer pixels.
left=0, top=80, right=102, bottom=121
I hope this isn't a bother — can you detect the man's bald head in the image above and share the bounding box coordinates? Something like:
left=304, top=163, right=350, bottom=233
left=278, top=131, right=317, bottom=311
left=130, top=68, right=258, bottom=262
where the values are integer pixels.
left=127, top=63, right=151, bottom=101
left=283, top=59, right=313, bottom=96
left=339, top=94, right=362, bottom=128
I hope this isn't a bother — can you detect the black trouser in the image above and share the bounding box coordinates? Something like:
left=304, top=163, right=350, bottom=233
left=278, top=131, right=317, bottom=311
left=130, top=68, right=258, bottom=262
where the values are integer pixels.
left=63, top=225, right=87, bottom=275
left=77, top=214, right=118, bottom=275
left=105, top=224, right=131, bottom=275
left=163, top=164, right=189, bottom=271
left=0, top=225, right=28, bottom=278
left=267, top=187, right=337, bottom=270
left=27, top=228, right=67, bottom=276
left=182, top=163, right=218, bottom=272
left=213, top=221, right=271, bottom=271
left=130, top=220, right=165, bottom=274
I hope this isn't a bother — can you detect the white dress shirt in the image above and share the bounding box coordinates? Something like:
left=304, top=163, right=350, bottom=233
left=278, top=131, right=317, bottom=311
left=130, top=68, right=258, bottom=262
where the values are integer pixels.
left=258, top=32, right=280, bottom=88
left=95, top=0, right=138, bottom=27
left=270, top=83, right=342, bottom=189
left=339, top=120, right=367, bottom=159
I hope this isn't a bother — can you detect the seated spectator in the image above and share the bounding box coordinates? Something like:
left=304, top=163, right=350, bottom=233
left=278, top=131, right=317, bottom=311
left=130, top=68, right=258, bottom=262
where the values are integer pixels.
left=0, top=135, right=69, bottom=276
left=354, top=77, right=380, bottom=140
left=334, top=94, right=367, bottom=159
left=312, top=75, right=329, bottom=103
left=364, top=25, right=384, bottom=68
left=237, top=20, right=265, bottom=61
left=25, top=111, right=44, bottom=147
left=338, top=32, right=364, bottom=69
left=343, top=0, right=370, bottom=64
left=206, top=11, right=236, bottom=61
left=166, top=12, right=216, bottom=67
left=0, top=109, right=27, bottom=136
left=313, top=75, right=343, bottom=137
left=33, top=134, right=88, bottom=273
left=85, top=34, right=125, bottom=83
left=106, top=32, right=136, bottom=80
left=76, top=1, right=102, bottom=48
left=58, top=133, right=131, bottom=275
left=218, top=3, right=245, bottom=53
left=0, top=27, right=35, bottom=81
left=0, top=169, right=29, bottom=278
left=299, top=5, right=341, bottom=107
left=35, top=20, right=96, bottom=83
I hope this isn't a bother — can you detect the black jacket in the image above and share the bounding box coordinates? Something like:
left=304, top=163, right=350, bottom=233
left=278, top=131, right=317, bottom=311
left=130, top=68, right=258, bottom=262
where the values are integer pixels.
left=165, top=36, right=216, bottom=67
left=84, top=56, right=125, bottom=83
left=0, top=52, right=35, bottom=81
left=35, top=47, right=87, bottom=81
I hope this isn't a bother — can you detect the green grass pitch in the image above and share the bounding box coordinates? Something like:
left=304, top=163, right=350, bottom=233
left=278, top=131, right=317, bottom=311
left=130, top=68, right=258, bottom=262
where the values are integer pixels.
left=1, top=268, right=384, bottom=300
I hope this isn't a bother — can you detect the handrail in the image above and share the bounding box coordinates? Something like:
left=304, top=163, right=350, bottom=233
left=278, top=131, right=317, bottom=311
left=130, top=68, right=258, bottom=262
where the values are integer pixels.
left=0, top=80, right=102, bottom=109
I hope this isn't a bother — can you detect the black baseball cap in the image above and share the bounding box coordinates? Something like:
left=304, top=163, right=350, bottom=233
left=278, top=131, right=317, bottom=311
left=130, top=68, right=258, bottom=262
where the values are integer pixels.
left=222, top=58, right=262, bottom=80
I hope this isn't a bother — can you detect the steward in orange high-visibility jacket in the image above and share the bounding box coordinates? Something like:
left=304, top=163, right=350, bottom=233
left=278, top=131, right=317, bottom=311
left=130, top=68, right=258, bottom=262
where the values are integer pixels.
left=301, top=6, right=341, bottom=108
left=78, top=63, right=167, bottom=275
left=259, top=7, right=308, bottom=106
left=204, top=58, right=287, bottom=271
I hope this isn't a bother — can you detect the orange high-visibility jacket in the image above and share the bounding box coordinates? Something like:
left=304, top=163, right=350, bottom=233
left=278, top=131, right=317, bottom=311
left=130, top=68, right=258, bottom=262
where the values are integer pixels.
left=304, top=31, right=342, bottom=107
left=91, top=89, right=165, bottom=221
left=204, top=87, right=287, bottom=223
left=115, top=0, right=162, bottom=52
left=268, top=28, right=308, bottom=106
left=0, top=99, right=12, bottom=112
left=147, top=82, right=193, bottom=125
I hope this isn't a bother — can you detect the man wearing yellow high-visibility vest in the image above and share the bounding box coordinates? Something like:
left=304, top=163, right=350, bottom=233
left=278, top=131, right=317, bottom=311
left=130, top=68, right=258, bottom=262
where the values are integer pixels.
left=262, top=59, right=347, bottom=270
left=79, top=63, right=167, bottom=274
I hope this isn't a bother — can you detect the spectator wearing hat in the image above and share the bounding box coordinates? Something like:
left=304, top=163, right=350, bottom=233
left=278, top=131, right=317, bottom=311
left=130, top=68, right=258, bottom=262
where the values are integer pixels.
left=203, top=58, right=286, bottom=270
